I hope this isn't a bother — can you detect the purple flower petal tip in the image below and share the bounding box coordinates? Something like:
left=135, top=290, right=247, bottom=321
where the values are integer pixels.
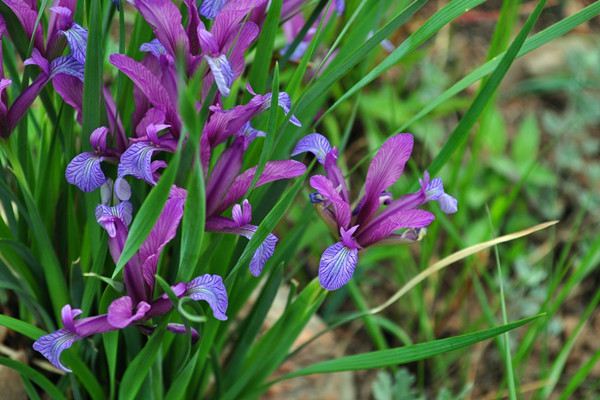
left=95, top=201, right=133, bottom=237
left=318, top=242, right=358, bottom=291
left=199, top=0, right=227, bottom=19
left=33, top=329, right=79, bottom=372
left=65, top=152, right=106, bottom=192
left=205, top=54, right=234, bottom=97
left=439, top=193, right=458, bottom=214
left=118, top=142, right=161, bottom=184
left=249, top=232, right=278, bottom=277
left=107, top=296, right=151, bottom=329
left=61, top=23, right=88, bottom=64
left=292, top=133, right=332, bottom=164
left=186, top=274, right=228, bottom=321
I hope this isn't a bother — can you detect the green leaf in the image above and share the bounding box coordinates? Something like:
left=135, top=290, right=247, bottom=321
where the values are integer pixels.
left=118, top=319, right=168, bottom=400
left=250, top=63, right=280, bottom=190
left=0, top=357, right=67, bottom=400
left=222, top=280, right=327, bottom=399
left=397, top=1, right=600, bottom=132
left=426, top=0, right=547, bottom=177
left=82, top=0, right=104, bottom=139
left=247, top=0, right=282, bottom=93
left=295, top=0, right=427, bottom=115
left=278, top=315, right=542, bottom=380
left=319, top=0, right=486, bottom=118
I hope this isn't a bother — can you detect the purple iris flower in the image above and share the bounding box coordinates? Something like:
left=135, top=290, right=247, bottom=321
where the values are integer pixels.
left=34, top=182, right=229, bottom=372
left=293, top=133, right=457, bottom=290
left=65, top=127, right=114, bottom=192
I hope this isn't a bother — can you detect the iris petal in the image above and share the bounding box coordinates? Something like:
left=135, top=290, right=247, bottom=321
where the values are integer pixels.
left=318, top=242, right=358, bottom=291
left=33, top=329, right=79, bottom=372
left=65, top=152, right=106, bottom=192
left=186, top=274, right=228, bottom=321
left=292, top=133, right=332, bottom=164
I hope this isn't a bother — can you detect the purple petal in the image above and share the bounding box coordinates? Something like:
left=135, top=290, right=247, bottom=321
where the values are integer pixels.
left=89, top=126, right=109, bottom=152
left=52, top=75, right=83, bottom=119
left=231, top=199, right=252, bottom=226
left=185, top=274, right=228, bottom=320
left=219, top=160, right=306, bottom=212
left=96, top=201, right=133, bottom=237
left=5, top=75, right=50, bottom=133
left=292, top=133, right=332, bottom=164
left=323, top=150, right=350, bottom=202
left=130, top=0, right=189, bottom=56
left=226, top=22, right=259, bottom=77
left=438, top=194, right=458, bottom=214
left=274, top=92, right=301, bottom=126
left=138, top=186, right=186, bottom=263
left=358, top=134, right=414, bottom=223
left=309, top=175, right=351, bottom=228
left=206, top=139, right=244, bottom=215
left=65, top=152, right=106, bottom=192
left=238, top=225, right=278, bottom=277
left=2, top=0, right=44, bottom=51
left=318, top=242, right=358, bottom=291
left=167, top=323, right=199, bottom=340
left=114, top=177, right=132, bottom=201
left=356, top=209, right=435, bottom=247
left=107, top=296, right=151, bottom=329
left=51, top=56, right=85, bottom=81
left=140, top=38, right=167, bottom=59
left=118, top=142, right=163, bottom=184
left=61, top=305, right=82, bottom=333
left=183, top=0, right=201, bottom=54
left=61, top=23, right=88, bottom=64
left=422, top=173, right=458, bottom=214
left=33, top=329, right=79, bottom=372
left=335, top=0, right=345, bottom=13
left=205, top=54, right=234, bottom=97
left=109, top=54, right=173, bottom=113
left=24, top=49, right=50, bottom=75
left=200, top=0, right=228, bottom=19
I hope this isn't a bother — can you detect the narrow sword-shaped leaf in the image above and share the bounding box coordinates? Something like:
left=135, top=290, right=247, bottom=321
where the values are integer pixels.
left=276, top=316, right=543, bottom=380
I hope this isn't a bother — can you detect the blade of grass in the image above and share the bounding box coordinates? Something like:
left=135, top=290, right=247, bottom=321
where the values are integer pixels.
left=317, top=0, right=487, bottom=120
left=247, top=0, right=282, bottom=93
left=275, top=315, right=542, bottom=382
left=118, top=318, right=169, bottom=400
left=426, top=0, right=547, bottom=177
left=0, top=357, right=67, bottom=400
left=396, top=1, right=600, bottom=132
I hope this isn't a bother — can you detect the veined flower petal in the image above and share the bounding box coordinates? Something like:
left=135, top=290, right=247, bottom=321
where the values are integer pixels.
left=309, top=175, right=351, bottom=228
left=118, top=142, right=162, bottom=184
left=51, top=56, right=85, bottom=81
left=32, top=329, right=79, bottom=372
left=95, top=201, right=133, bottom=237
left=140, top=38, right=167, bottom=59
left=65, top=152, right=106, bottom=192
left=219, top=160, right=306, bottom=212
left=356, top=209, right=435, bottom=247
left=205, top=54, right=234, bottom=97
left=200, top=0, right=228, bottom=19
left=186, top=274, right=228, bottom=321
left=238, top=225, right=278, bottom=277
left=318, top=242, right=358, bottom=291
left=61, top=23, right=88, bottom=64
left=292, top=133, right=332, bottom=164
left=358, top=134, right=414, bottom=223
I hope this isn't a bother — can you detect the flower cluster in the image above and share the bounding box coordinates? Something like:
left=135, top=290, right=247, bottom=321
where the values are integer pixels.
left=293, top=133, right=457, bottom=290
left=2, top=0, right=455, bottom=373
left=23, top=0, right=308, bottom=372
